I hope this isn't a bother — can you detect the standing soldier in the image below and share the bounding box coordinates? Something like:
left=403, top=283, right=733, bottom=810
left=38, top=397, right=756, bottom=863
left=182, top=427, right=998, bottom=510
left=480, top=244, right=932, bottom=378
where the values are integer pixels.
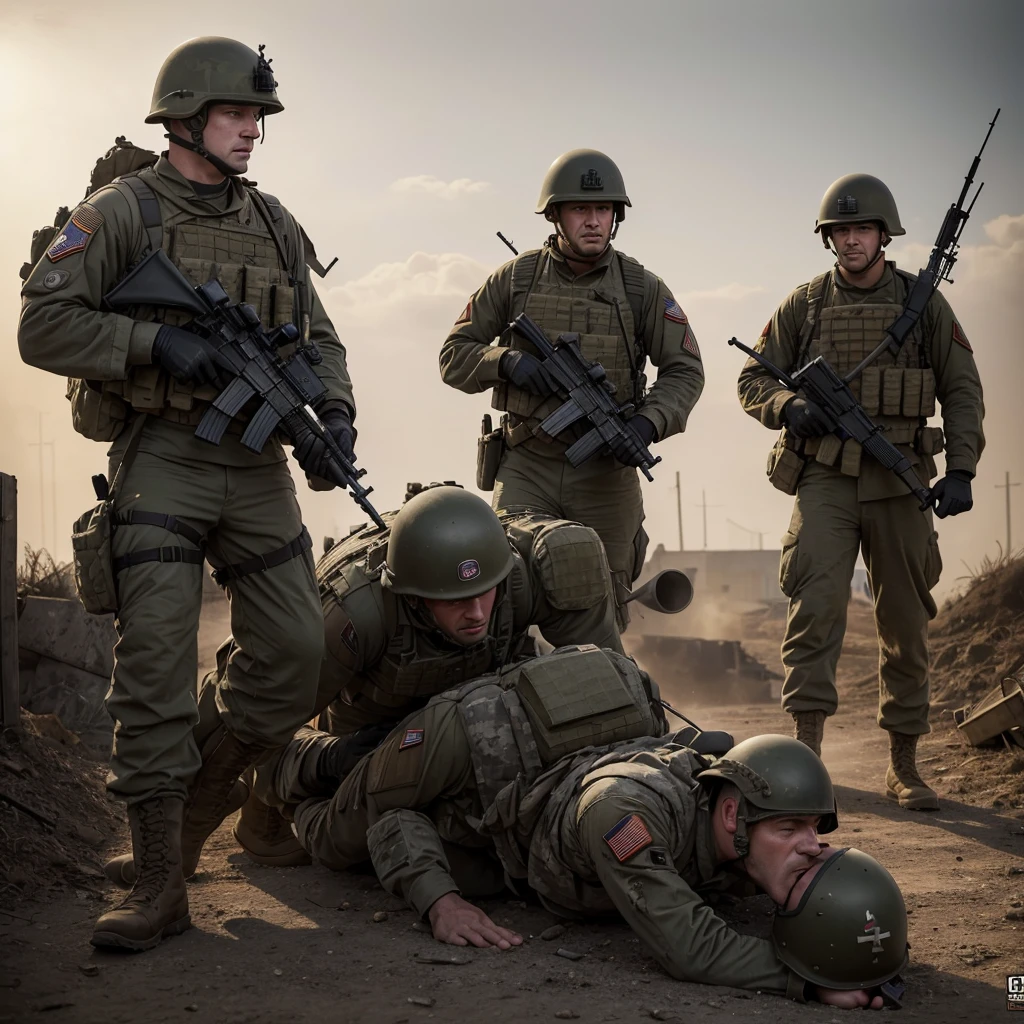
left=440, top=150, right=705, bottom=626
left=18, top=37, right=355, bottom=950
left=737, top=174, right=985, bottom=809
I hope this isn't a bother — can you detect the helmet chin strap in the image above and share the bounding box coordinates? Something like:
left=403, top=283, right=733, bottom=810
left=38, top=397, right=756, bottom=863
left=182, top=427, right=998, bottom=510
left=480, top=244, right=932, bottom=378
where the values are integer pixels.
left=165, top=109, right=241, bottom=179
left=828, top=226, right=887, bottom=275
left=550, top=208, right=617, bottom=263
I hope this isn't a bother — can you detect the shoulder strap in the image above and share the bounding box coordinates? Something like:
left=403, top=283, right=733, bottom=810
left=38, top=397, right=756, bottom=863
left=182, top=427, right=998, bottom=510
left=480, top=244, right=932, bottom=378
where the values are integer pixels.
left=115, top=175, right=162, bottom=254
left=796, top=272, right=830, bottom=364
left=247, top=186, right=309, bottom=336
left=108, top=414, right=148, bottom=501
left=616, top=253, right=646, bottom=336
left=510, top=250, right=542, bottom=307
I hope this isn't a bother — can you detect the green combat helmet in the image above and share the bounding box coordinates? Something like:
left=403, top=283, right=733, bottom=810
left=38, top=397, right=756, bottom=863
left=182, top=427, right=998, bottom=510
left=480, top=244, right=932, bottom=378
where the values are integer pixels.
left=774, top=847, right=909, bottom=995
left=814, top=173, right=905, bottom=246
left=697, top=735, right=838, bottom=856
left=536, top=149, right=631, bottom=221
left=381, top=486, right=514, bottom=600
left=146, top=37, right=283, bottom=177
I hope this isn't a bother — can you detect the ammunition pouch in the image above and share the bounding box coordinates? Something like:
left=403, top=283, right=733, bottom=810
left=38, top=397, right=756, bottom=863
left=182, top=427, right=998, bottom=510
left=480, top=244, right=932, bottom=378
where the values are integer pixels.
left=67, top=377, right=129, bottom=443
left=766, top=431, right=807, bottom=495
left=914, top=425, right=945, bottom=456
left=860, top=367, right=936, bottom=418
left=476, top=416, right=506, bottom=491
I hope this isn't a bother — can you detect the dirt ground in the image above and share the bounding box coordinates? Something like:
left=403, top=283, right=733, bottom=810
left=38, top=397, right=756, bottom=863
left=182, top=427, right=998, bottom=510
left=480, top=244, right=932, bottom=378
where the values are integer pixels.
left=2, top=592, right=1023, bottom=1024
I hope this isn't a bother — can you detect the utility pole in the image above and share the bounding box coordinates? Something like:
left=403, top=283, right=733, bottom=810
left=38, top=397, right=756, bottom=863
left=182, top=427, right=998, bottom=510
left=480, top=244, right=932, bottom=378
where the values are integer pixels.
left=995, top=471, right=1020, bottom=552
left=694, top=490, right=723, bottom=550
left=675, top=471, right=684, bottom=551
left=28, top=412, right=53, bottom=553
left=727, top=518, right=765, bottom=550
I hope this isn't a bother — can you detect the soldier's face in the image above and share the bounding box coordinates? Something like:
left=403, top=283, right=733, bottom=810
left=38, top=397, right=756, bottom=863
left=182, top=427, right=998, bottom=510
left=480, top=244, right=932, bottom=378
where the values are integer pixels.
left=557, top=202, right=614, bottom=255
left=830, top=222, right=884, bottom=273
left=202, top=104, right=263, bottom=173
left=422, top=587, right=498, bottom=646
left=742, top=815, right=824, bottom=905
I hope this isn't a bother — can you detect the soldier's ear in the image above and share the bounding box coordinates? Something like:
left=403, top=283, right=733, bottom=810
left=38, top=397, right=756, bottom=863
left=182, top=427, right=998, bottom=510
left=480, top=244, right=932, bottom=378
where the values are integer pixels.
left=718, top=795, right=739, bottom=835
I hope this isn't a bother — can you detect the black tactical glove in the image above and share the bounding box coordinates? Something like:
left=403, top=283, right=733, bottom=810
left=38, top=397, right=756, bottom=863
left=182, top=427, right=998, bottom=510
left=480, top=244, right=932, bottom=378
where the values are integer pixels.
left=783, top=396, right=832, bottom=439
left=608, top=415, right=657, bottom=468
left=499, top=349, right=558, bottom=397
left=292, top=407, right=356, bottom=485
left=930, top=470, right=973, bottom=518
left=151, top=324, right=224, bottom=388
left=316, top=721, right=397, bottom=785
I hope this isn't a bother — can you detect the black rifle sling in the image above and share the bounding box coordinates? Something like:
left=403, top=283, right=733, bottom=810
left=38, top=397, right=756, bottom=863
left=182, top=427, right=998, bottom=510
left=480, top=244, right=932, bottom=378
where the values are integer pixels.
left=115, top=175, right=163, bottom=255
left=247, top=188, right=308, bottom=340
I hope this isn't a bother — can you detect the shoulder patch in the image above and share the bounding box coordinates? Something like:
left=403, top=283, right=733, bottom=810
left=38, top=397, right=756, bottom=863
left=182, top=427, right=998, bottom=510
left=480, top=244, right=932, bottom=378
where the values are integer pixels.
left=760, top=319, right=772, bottom=338
left=603, top=813, right=653, bottom=863
left=399, top=727, right=424, bottom=750
left=454, top=298, right=472, bottom=325
left=46, top=204, right=103, bottom=263
left=952, top=320, right=972, bottom=352
left=682, top=325, right=701, bottom=359
left=340, top=620, right=359, bottom=655
left=663, top=297, right=687, bottom=325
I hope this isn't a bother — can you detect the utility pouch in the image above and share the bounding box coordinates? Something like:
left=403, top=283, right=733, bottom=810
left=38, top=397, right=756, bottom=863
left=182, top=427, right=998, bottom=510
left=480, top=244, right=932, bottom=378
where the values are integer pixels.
left=71, top=416, right=146, bottom=615
left=766, top=432, right=807, bottom=495
left=66, top=377, right=129, bottom=442
left=914, top=425, right=945, bottom=456
left=476, top=413, right=505, bottom=491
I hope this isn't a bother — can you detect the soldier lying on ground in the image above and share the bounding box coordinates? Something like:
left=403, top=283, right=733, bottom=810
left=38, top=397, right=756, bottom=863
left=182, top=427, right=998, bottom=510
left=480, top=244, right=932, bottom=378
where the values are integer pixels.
left=105, top=486, right=623, bottom=884
left=289, top=703, right=907, bottom=1009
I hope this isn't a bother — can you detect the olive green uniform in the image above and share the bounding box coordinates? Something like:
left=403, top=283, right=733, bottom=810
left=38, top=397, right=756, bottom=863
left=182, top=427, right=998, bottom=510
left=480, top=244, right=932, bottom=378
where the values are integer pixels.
left=737, top=263, right=984, bottom=733
left=293, top=716, right=802, bottom=996
left=18, top=156, right=353, bottom=803
left=255, top=510, right=623, bottom=806
left=440, top=241, right=704, bottom=609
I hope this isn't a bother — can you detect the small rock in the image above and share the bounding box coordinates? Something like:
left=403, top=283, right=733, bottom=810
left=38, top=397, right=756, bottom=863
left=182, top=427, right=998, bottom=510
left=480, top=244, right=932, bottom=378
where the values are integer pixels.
left=540, top=924, right=566, bottom=941
left=185, top=1005, right=198, bottom=1013
left=555, top=948, right=584, bottom=961
left=1007, top=866, right=1024, bottom=876
left=554, top=1013, right=579, bottom=1021
left=372, top=911, right=388, bottom=923
left=76, top=965, right=100, bottom=977
left=411, top=920, right=431, bottom=933
left=955, top=856, right=963, bottom=862
left=72, top=823, right=103, bottom=846
left=1006, top=909, right=1024, bottom=921
left=415, top=955, right=468, bottom=965
left=273, top=968, right=283, bottom=977
left=407, top=996, right=435, bottom=1007
left=648, top=1011, right=675, bottom=1021
left=707, top=999, right=724, bottom=1009
left=340, top=901, right=351, bottom=910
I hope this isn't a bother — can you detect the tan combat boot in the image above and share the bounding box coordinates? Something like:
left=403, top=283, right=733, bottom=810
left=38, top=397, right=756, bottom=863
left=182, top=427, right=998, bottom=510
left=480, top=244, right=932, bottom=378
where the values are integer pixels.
left=885, top=731, right=939, bottom=810
left=103, top=729, right=257, bottom=888
left=233, top=777, right=311, bottom=867
left=792, top=710, right=826, bottom=757
left=91, top=797, right=190, bottom=951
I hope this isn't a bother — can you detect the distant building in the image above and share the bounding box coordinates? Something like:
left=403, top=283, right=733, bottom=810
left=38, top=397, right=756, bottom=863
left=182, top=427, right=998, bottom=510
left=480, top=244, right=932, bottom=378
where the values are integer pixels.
left=641, top=544, right=785, bottom=609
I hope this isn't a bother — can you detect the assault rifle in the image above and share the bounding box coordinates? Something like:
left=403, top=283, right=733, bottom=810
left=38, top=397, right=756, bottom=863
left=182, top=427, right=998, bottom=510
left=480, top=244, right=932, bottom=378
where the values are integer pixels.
left=846, top=108, right=1000, bottom=382
left=728, top=337, right=933, bottom=511
left=104, top=248, right=386, bottom=530
left=510, top=313, right=661, bottom=481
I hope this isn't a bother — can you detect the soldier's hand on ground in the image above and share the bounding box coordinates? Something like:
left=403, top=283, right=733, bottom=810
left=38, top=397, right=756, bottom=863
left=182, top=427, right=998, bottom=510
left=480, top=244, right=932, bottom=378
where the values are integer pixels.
left=782, top=396, right=832, bottom=439
left=815, top=987, right=884, bottom=1010
left=151, top=325, right=225, bottom=388
left=930, top=470, right=973, bottom=518
left=318, top=721, right=396, bottom=784
left=499, top=350, right=558, bottom=397
left=427, top=892, right=523, bottom=950
left=608, top=414, right=657, bottom=468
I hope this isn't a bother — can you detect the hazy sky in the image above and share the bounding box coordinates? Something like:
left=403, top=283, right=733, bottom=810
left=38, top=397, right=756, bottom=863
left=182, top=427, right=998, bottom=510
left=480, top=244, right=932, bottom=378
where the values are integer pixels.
left=1, top=0, right=1021, bottom=599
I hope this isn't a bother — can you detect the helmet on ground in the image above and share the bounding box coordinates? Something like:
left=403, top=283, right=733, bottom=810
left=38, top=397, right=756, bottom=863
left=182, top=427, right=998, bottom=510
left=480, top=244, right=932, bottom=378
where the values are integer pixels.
left=147, top=37, right=283, bottom=123
left=774, top=847, right=909, bottom=989
left=536, top=149, right=631, bottom=221
left=381, top=486, right=514, bottom=600
left=814, top=173, right=904, bottom=246
left=697, top=735, right=838, bottom=855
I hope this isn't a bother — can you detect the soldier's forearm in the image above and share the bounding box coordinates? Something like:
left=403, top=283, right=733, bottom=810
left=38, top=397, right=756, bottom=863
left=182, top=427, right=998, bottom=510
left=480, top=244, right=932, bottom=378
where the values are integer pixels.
left=439, top=337, right=506, bottom=393
left=641, top=365, right=705, bottom=439
left=737, top=368, right=796, bottom=430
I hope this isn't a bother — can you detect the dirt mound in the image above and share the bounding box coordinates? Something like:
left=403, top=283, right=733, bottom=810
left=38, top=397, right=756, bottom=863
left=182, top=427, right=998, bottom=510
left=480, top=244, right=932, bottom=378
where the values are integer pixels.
left=0, top=711, right=125, bottom=898
left=929, top=553, right=1024, bottom=709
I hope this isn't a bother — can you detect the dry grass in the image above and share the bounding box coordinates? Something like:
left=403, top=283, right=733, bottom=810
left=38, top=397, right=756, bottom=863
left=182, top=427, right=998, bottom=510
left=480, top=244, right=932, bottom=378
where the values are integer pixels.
left=16, top=544, right=75, bottom=600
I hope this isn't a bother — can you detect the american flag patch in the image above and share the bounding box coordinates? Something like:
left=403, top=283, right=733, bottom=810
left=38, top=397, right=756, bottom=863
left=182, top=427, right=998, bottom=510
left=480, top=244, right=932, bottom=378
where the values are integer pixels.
left=399, top=728, right=424, bottom=750
left=663, top=297, right=687, bottom=325
left=682, top=327, right=701, bottom=359
left=952, top=320, right=972, bottom=352
left=46, top=205, right=102, bottom=263
left=603, top=813, right=653, bottom=863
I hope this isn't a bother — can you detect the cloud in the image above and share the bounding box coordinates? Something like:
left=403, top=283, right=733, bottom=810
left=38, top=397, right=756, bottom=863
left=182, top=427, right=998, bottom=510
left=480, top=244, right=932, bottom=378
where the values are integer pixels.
left=389, top=175, right=491, bottom=199
left=680, top=282, right=767, bottom=303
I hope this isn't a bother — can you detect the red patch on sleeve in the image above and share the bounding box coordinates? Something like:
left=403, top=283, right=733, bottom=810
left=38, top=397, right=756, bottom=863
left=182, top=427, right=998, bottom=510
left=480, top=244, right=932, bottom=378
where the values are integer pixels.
left=454, top=299, right=472, bottom=326
left=682, top=327, right=701, bottom=360
left=952, top=320, right=972, bottom=352
left=760, top=319, right=772, bottom=338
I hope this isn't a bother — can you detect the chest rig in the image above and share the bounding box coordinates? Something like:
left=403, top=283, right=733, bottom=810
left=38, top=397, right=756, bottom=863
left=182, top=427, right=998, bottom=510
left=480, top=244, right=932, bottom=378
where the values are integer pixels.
left=98, top=168, right=305, bottom=427
left=317, top=519, right=535, bottom=714
left=493, top=247, right=646, bottom=456
left=797, top=269, right=942, bottom=476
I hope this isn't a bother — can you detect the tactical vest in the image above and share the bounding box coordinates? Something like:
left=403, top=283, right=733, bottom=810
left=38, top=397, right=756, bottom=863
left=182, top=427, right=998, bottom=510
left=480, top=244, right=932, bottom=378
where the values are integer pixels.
left=793, top=269, right=943, bottom=477
left=316, top=517, right=535, bottom=716
left=70, top=165, right=306, bottom=437
left=493, top=247, right=647, bottom=456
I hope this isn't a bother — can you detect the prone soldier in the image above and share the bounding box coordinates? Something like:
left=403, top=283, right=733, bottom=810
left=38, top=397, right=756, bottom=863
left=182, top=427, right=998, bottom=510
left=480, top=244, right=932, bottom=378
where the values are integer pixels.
left=19, top=38, right=355, bottom=950
left=440, top=150, right=705, bottom=626
left=737, top=174, right=985, bottom=809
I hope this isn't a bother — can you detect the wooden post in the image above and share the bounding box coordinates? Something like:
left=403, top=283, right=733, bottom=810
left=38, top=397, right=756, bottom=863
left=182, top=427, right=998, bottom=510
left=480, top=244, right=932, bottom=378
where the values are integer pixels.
left=0, top=473, right=18, bottom=732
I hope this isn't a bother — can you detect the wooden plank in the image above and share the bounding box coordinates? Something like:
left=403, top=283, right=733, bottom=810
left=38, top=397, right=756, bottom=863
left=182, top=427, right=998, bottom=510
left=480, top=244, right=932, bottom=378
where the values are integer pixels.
left=0, top=473, right=18, bottom=732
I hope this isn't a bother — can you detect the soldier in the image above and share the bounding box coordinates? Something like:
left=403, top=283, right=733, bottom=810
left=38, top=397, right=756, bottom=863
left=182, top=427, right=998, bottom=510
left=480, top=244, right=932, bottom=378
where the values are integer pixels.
left=102, top=485, right=624, bottom=882
left=737, top=174, right=985, bottom=810
left=19, top=38, right=355, bottom=951
left=440, top=150, right=705, bottom=626
left=292, top=718, right=905, bottom=1007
